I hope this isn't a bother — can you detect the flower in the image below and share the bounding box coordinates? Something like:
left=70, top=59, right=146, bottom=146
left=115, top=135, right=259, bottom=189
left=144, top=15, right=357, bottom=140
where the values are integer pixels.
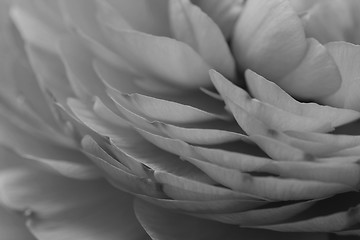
left=1, top=0, right=360, bottom=239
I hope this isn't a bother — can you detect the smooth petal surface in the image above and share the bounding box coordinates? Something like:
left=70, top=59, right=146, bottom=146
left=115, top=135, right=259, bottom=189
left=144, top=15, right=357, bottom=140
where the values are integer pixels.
left=256, top=206, right=360, bottom=233
left=0, top=205, right=36, bottom=240
left=246, top=70, right=360, bottom=128
left=103, top=28, right=212, bottom=89
left=10, top=3, right=65, bottom=53
left=105, top=0, right=170, bottom=36
left=322, top=42, right=360, bottom=111
left=108, top=88, right=231, bottom=124
left=192, top=0, right=243, bottom=38
left=0, top=150, right=148, bottom=240
left=210, top=71, right=333, bottom=133
left=233, top=0, right=307, bottom=80
left=185, top=156, right=351, bottom=201
left=169, top=0, right=235, bottom=79
left=279, top=38, right=342, bottom=99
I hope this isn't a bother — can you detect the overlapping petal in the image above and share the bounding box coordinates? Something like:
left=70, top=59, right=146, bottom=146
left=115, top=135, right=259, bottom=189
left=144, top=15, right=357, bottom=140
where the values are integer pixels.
left=2, top=0, right=360, bottom=239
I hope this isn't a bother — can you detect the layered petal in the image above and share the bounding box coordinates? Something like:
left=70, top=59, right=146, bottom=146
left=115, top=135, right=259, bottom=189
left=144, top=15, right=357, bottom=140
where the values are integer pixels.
left=0, top=148, right=148, bottom=240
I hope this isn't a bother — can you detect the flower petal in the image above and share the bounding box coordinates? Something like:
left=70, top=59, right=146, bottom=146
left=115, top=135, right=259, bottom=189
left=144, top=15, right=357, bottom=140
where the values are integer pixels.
left=169, top=0, right=235, bottom=79
left=134, top=198, right=246, bottom=240
left=108, top=88, right=231, bottom=124
left=184, top=156, right=351, bottom=201
left=0, top=205, right=37, bottom=240
left=233, top=0, right=307, bottom=80
left=245, top=70, right=360, bottom=128
left=102, top=28, right=213, bottom=89
left=25, top=44, right=74, bottom=107
left=138, top=195, right=266, bottom=214
left=10, top=4, right=65, bottom=53
left=0, top=150, right=148, bottom=240
left=279, top=38, right=342, bottom=99
left=210, top=71, right=333, bottom=133
left=322, top=42, right=360, bottom=111
left=192, top=0, right=243, bottom=38
left=256, top=205, right=360, bottom=233
left=0, top=103, right=99, bottom=180
left=12, top=55, right=60, bottom=130
left=105, top=0, right=170, bottom=36
left=59, top=36, right=109, bottom=104
left=134, top=199, right=325, bottom=240
left=81, top=135, right=165, bottom=198
left=301, top=1, right=353, bottom=44
left=153, top=121, right=248, bottom=145
left=199, top=200, right=316, bottom=226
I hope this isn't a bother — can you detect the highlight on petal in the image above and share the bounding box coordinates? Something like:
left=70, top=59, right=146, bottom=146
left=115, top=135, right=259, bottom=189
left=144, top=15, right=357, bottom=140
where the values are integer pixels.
left=278, top=38, right=342, bottom=99
left=321, top=42, right=360, bottom=111
left=210, top=70, right=333, bottom=133
left=102, top=28, right=213, bottom=89
left=192, top=0, right=244, bottom=38
left=245, top=70, right=360, bottom=128
left=10, top=3, right=66, bottom=53
left=233, top=0, right=307, bottom=80
left=169, top=0, right=235, bottom=79
left=108, top=87, right=231, bottom=124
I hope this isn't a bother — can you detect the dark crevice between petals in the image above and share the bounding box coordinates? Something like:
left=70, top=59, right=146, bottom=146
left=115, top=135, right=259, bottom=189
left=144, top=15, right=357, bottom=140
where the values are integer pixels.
left=282, top=192, right=360, bottom=223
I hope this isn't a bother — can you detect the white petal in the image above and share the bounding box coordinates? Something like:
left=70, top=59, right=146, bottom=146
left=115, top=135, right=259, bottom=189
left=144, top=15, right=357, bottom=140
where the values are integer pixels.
left=103, top=28, right=213, bottom=89
left=0, top=151, right=147, bottom=240
left=233, top=0, right=307, bottom=80
left=246, top=70, right=360, bottom=128
left=322, top=42, right=360, bottom=111
left=279, top=38, right=341, bottom=99
left=169, top=0, right=235, bottom=79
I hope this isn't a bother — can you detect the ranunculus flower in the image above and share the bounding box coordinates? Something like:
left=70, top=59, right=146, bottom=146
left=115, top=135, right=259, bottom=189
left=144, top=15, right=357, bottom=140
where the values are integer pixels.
left=1, top=0, right=360, bottom=239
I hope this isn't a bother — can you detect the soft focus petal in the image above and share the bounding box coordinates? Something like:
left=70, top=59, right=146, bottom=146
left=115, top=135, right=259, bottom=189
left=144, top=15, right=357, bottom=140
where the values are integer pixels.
left=192, top=0, right=243, bottom=38
left=10, top=3, right=65, bottom=53
left=0, top=148, right=148, bottom=240
left=105, top=0, right=170, bottom=36
left=0, top=205, right=37, bottom=240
